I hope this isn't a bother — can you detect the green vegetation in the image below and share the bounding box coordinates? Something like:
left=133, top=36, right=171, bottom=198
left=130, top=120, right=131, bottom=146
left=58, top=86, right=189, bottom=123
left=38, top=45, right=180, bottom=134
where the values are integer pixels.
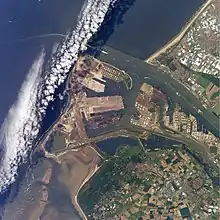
left=210, top=146, right=218, bottom=154
left=79, top=145, right=145, bottom=214
left=123, top=72, right=133, bottom=90
left=131, top=211, right=145, bottom=219
left=190, top=67, right=220, bottom=88
left=182, top=64, right=214, bottom=89
left=116, top=145, right=142, bottom=160
left=211, top=103, right=220, bottom=116
left=196, top=74, right=210, bottom=89
left=143, top=193, right=151, bottom=201
left=52, top=131, right=66, bottom=151
left=212, top=187, right=220, bottom=200
left=200, top=72, right=220, bottom=88
left=79, top=141, right=219, bottom=219
left=210, top=90, right=220, bottom=100
left=209, top=212, right=220, bottom=220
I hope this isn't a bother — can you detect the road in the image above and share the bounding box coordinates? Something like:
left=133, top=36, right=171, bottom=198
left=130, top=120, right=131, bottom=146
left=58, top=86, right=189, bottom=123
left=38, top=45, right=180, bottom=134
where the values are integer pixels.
left=95, top=45, right=219, bottom=180
left=146, top=0, right=212, bottom=63
left=52, top=118, right=217, bottom=174
left=98, top=46, right=219, bottom=137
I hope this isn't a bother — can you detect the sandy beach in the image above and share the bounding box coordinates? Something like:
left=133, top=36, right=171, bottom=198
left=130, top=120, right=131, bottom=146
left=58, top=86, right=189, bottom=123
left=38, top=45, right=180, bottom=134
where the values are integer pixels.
left=146, top=0, right=213, bottom=64
left=55, top=146, right=102, bottom=220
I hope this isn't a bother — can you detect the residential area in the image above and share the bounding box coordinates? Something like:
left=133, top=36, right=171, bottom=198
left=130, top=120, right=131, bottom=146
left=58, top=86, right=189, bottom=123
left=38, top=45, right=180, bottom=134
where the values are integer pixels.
left=154, top=0, right=220, bottom=116
left=87, top=148, right=220, bottom=220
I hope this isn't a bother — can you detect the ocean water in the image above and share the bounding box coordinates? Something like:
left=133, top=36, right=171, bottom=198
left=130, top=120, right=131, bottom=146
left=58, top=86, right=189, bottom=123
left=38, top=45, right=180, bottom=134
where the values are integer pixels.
left=0, top=0, right=84, bottom=125
left=0, top=0, right=118, bottom=218
left=0, top=0, right=205, bottom=218
left=106, top=0, right=205, bottom=58
left=0, top=0, right=116, bottom=195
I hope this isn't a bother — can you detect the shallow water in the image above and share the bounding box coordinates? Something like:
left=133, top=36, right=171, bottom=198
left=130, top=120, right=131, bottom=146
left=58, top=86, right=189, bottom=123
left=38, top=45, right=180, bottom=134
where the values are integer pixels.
left=0, top=0, right=206, bottom=218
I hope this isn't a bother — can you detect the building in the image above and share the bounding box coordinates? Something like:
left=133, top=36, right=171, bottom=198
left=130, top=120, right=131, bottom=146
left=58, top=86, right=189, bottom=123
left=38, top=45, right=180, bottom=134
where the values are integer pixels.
left=78, top=92, right=124, bottom=120
left=74, top=56, right=106, bottom=93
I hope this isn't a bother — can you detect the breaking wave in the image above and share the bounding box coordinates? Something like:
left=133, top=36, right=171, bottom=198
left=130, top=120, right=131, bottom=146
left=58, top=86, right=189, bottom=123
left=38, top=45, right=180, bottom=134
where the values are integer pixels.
left=0, top=0, right=116, bottom=193
left=0, top=51, right=45, bottom=192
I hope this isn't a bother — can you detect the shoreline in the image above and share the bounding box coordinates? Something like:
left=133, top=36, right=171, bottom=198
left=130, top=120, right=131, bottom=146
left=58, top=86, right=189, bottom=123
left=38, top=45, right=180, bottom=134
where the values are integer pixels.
left=32, top=62, right=104, bottom=220
left=44, top=146, right=102, bottom=220
left=32, top=78, right=73, bottom=159
left=43, top=145, right=102, bottom=220
left=55, top=146, right=102, bottom=220
left=73, top=164, right=101, bottom=220
left=146, top=0, right=212, bottom=64
left=72, top=146, right=105, bottom=219
left=32, top=64, right=76, bottom=159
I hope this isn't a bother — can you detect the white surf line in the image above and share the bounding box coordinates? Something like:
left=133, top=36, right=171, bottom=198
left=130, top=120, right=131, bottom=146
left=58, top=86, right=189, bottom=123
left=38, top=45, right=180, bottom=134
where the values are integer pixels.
left=0, top=0, right=117, bottom=193
left=0, top=50, right=45, bottom=192
left=37, top=0, right=116, bottom=117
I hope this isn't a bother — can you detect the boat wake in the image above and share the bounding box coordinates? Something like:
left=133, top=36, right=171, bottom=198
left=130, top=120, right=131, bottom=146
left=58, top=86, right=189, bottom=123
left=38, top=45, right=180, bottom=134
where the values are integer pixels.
left=0, top=0, right=116, bottom=193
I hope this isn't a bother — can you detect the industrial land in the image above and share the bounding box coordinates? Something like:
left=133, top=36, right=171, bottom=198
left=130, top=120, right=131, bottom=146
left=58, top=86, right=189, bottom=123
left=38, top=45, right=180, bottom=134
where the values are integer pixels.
left=2, top=0, right=220, bottom=220
left=147, top=0, right=220, bottom=117
left=26, top=2, right=220, bottom=219
left=30, top=49, right=220, bottom=220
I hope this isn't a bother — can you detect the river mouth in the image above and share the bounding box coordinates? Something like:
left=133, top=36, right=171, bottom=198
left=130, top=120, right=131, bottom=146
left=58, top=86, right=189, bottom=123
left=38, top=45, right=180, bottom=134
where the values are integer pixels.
left=1, top=0, right=217, bottom=218
left=90, top=0, right=205, bottom=59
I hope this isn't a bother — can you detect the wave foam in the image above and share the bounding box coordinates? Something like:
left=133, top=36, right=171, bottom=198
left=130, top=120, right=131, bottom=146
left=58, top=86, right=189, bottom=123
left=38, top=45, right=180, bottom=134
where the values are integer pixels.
left=0, top=51, right=45, bottom=192
left=0, top=0, right=116, bottom=193
left=37, top=0, right=115, bottom=117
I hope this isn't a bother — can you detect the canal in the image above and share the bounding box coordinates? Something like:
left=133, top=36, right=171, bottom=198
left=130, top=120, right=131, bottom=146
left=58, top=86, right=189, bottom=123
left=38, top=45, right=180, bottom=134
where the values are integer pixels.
left=142, top=135, right=181, bottom=149
left=97, top=46, right=220, bottom=137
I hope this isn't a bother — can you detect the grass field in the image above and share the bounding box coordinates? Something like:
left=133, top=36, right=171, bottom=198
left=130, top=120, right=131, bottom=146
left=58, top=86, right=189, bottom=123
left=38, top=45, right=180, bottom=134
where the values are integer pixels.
left=210, top=91, right=220, bottom=100
left=211, top=101, right=220, bottom=116
left=196, top=74, right=211, bottom=89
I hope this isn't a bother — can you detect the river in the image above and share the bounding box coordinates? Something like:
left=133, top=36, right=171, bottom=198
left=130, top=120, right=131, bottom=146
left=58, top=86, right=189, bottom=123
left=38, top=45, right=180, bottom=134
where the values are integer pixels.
left=0, top=0, right=206, bottom=150
left=98, top=46, right=220, bottom=137
left=0, top=0, right=207, bottom=219
left=96, top=137, right=139, bottom=155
